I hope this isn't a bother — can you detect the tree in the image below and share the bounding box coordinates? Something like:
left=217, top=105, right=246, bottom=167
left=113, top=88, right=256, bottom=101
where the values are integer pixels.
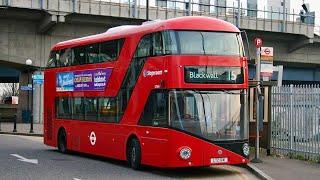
left=0, top=83, right=19, bottom=102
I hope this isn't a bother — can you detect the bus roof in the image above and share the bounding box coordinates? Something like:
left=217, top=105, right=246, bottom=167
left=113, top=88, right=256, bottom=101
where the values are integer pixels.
left=52, top=16, right=240, bottom=51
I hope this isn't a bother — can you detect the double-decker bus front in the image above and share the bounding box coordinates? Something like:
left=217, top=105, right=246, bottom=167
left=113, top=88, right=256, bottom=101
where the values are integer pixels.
left=135, top=20, right=249, bottom=167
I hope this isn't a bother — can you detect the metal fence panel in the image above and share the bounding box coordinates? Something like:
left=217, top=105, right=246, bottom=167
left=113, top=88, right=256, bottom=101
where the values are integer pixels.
left=271, top=85, right=320, bottom=161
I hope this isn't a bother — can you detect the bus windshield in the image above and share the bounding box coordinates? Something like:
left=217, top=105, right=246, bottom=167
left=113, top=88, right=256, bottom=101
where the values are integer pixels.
left=163, top=30, right=243, bottom=56
left=169, top=90, right=248, bottom=141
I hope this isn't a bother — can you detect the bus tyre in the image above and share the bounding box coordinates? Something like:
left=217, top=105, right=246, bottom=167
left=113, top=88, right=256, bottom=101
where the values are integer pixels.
left=57, top=129, right=67, bottom=153
left=128, top=138, right=141, bottom=170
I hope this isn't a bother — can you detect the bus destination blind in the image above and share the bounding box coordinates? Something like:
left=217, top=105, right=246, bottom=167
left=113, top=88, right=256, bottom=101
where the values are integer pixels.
left=184, top=66, right=243, bottom=84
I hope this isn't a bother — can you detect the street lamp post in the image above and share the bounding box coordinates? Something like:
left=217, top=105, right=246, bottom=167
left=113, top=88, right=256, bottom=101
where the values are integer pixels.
left=146, top=0, right=149, bottom=20
left=236, top=0, right=241, bottom=28
left=25, top=59, right=34, bottom=133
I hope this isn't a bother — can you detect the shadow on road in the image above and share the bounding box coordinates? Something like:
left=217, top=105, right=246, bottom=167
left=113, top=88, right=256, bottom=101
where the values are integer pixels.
left=146, top=166, right=238, bottom=178
left=46, top=149, right=239, bottom=178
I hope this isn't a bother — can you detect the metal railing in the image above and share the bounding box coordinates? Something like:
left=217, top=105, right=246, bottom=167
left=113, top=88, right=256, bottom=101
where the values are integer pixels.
left=0, top=0, right=317, bottom=36
left=271, top=85, right=320, bottom=162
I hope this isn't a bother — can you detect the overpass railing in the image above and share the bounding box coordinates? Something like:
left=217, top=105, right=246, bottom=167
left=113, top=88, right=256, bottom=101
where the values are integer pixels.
left=0, top=0, right=316, bottom=37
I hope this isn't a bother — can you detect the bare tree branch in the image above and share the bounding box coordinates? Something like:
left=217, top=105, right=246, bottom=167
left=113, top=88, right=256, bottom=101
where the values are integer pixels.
left=0, top=83, right=19, bottom=102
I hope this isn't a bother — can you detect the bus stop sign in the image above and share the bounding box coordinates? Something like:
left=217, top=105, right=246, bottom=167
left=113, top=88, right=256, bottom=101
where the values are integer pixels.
left=254, top=38, right=263, bottom=48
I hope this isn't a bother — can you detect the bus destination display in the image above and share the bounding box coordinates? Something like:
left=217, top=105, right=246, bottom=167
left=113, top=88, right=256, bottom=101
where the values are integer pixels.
left=184, top=66, right=243, bottom=84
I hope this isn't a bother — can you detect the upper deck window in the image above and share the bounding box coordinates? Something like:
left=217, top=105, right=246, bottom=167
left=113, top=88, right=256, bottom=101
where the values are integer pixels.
left=178, top=31, right=204, bottom=54
left=134, top=34, right=152, bottom=58
left=100, top=39, right=124, bottom=62
left=46, top=38, right=124, bottom=68
left=163, top=31, right=178, bottom=55
left=164, top=30, right=243, bottom=56
left=58, top=48, right=74, bottom=67
left=47, top=51, right=58, bottom=68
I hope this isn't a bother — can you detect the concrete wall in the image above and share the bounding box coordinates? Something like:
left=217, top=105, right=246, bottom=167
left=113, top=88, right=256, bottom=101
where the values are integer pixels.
left=244, top=36, right=320, bottom=64
left=0, top=16, right=318, bottom=68
left=0, top=18, right=107, bottom=122
left=0, top=18, right=107, bottom=67
left=0, top=104, right=17, bottom=121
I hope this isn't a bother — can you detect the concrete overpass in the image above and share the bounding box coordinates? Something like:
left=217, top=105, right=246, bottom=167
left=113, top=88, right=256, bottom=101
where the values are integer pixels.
left=0, top=0, right=320, bottom=123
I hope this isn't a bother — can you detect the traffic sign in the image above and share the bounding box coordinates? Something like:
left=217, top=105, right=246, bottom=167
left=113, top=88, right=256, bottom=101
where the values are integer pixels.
left=254, top=38, right=263, bottom=48
left=261, top=47, right=274, bottom=61
left=21, top=85, right=32, bottom=91
left=32, top=74, right=44, bottom=85
left=32, top=74, right=44, bottom=80
left=33, top=79, right=44, bottom=85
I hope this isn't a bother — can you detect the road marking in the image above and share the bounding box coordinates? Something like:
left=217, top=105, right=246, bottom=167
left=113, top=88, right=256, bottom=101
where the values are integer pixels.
left=73, top=178, right=81, bottom=180
left=10, top=154, right=38, bottom=164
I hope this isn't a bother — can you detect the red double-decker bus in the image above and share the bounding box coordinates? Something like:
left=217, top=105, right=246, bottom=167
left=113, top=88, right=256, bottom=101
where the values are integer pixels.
left=44, top=16, right=249, bottom=169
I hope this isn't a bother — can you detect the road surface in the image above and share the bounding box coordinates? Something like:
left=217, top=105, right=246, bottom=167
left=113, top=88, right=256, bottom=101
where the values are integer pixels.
left=0, top=134, right=259, bottom=180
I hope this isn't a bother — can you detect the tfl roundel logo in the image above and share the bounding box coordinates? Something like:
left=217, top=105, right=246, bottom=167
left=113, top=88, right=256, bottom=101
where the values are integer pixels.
left=89, top=131, right=96, bottom=146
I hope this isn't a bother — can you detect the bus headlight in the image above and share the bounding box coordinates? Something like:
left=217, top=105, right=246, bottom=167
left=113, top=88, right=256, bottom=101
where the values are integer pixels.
left=179, top=147, right=192, bottom=160
left=242, top=143, right=249, bottom=156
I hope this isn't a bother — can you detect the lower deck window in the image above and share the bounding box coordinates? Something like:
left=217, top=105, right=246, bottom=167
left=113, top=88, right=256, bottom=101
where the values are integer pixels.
left=55, top=97, right=119, bottom=123
left=85, top=98, right=98, bottom=121
left=56, top=97, right=72, bottom=119
left=98, top=98, right=118, bottom=122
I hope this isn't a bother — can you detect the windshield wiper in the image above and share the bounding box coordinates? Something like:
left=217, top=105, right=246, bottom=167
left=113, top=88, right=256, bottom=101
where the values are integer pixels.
left=187, top=89, right=242, bottom=95
left=220, top=89, right=241, bottom=94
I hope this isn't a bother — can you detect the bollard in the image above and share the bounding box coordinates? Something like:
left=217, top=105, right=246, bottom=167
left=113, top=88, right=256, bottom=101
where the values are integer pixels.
left=29, top=114, right=34, bottom=133
left=13, top=114, right=17, bottom=132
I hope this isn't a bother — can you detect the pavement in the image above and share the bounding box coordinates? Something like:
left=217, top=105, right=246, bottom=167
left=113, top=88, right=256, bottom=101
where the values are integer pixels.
left=0, top=122, right=43, bottom=136
left=0, top=134, right=258, bottom=180
left=249, top=155, right=320, bottom=180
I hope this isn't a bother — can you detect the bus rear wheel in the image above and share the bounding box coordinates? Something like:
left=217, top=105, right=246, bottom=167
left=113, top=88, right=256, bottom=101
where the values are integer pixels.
left=127, top=138, right=141, bottom=170
left=57, top=129, right=67, bottom=153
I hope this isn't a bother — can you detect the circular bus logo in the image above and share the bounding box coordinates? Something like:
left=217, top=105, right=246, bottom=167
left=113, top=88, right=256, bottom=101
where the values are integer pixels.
left=89, top=131, right=96, bottom=145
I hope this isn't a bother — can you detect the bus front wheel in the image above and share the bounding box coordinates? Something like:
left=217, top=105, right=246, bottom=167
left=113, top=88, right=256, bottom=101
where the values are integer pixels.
left=127, top=138, right=141, bottom=170
left=57, top=128, right=67, bottom=153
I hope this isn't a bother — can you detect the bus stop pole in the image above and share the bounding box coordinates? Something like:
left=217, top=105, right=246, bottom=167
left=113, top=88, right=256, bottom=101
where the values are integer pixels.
left=188, top=0, right=191, bottom=16
left=30, top=73, right=34, bottom=133
left=252, top=46, right=262, bottom=163
left=146, top=0, right=149, bottom=20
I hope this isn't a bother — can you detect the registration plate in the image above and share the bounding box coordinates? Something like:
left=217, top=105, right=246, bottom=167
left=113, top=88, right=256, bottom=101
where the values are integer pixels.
left=211, top=157, right=228, bottom=164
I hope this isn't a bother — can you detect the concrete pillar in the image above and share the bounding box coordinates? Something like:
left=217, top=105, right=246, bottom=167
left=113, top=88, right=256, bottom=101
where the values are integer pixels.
left=17, top=72, right=30, bottom=123
left=38, top=15, right=58, bottom=34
